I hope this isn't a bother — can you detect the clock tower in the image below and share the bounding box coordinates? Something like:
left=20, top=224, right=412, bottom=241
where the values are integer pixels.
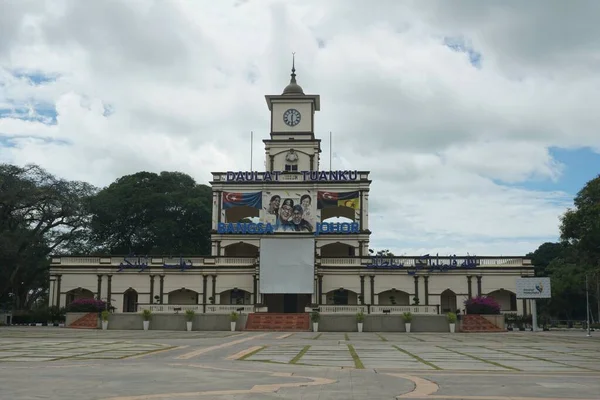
left=264, top=58, right=321, bottom=172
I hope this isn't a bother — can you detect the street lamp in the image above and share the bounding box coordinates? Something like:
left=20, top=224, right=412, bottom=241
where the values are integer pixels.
left=586, top=274, right=591, bottom=337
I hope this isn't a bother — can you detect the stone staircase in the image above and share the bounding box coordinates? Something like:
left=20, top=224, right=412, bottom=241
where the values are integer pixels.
left=69, top=312, right=99, bottom=329
left=245, top=313, right=310, bottom=331
left=460, top=314, right=504, bottom=333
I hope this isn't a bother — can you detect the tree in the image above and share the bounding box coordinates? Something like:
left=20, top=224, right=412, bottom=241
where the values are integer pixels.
left=0, top=164, right=95, bottom=308
left=560, top=174, right=600, bottom=321
left=526, top=242, right=565, bottom=277
left=369, top=249, right=395, bottom=257
left=88, top=171, right=212, bottom=255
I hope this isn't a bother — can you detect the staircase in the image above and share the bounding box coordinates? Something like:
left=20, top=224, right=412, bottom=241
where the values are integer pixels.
left=460, top=315, right=504, bottom=333
left=245, top=313, right=310, bottom=331
left=69, top=312, right=99, bottom=329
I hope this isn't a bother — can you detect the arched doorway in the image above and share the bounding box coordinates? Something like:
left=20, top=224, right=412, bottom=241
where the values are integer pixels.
left=325, top=289, right=358, bottom=305
left=65, top=288, right=95, bottom=307
left=487, top=289, right=517, bottom=311
left=441, top=289, right=457, bottom=313
left=223, top=242, right=259, bottom=257
left=123, top=288, right=138, bottom=312
left=377, top=289, right=410, bottom=306
left=168, top=289, right=199, bottom=305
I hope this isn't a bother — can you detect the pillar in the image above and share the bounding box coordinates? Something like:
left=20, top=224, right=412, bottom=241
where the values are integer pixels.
left=96, top=274, right=103, bottom=300
left=202, top=275, right=208, bottom=312
left=413, top=275, right=420, bottom=303
left=369, top=275, right=375, bottom=305
left=159, top=275, right=165, bottom=304
left=467, top=276, right=473, bottom=298
left=56, top=275, right=62, bottom=309
left=107, top=275, right=112, bottom=309
left=149, top=275, right=155, bottom=303
left=423, top=276, right=429, bottom=305
left=360, top=275, right=365, bottom=305
left=317, top=274, right=323, bottom=304
left=476, top=276, right=482, bottom=296
left=252, top=274, right=258, bottom=305
left=211, top=275, right=217, bottom=304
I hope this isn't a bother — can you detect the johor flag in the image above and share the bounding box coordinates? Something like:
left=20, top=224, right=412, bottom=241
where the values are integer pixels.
left=317, top=191, right=360, bottom=210
left=223, top=191, right=263, bottom=209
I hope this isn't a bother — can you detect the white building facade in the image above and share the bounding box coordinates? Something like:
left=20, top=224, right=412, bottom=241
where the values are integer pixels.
left=49, top=68, right=535, bottom=317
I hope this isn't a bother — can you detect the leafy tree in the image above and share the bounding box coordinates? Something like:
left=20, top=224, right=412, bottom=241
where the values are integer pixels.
left=560, top=175, right=600, bottom=321
left=0, top=164, right=95, bottom=308
left=88, top=171, right=212, bottom=255
left=369, top=249, right=395, bottom=257
left=526, top=242, right=565, bottom=277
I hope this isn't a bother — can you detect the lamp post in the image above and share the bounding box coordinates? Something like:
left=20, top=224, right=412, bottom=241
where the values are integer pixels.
left=586, top=274, right=591, bottom=337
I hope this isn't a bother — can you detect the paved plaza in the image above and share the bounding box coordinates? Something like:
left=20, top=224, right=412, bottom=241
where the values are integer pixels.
left=1, top=327, right=599, bottom=399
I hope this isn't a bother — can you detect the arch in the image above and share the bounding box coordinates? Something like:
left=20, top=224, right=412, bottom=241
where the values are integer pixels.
left=321, top=209, right=356, bottom=222
left=225, top=206, right=259, bottom=223
left=320, top=242, right=355, bottom=257
left=65, top=288, right=95, bottom=307
left=440, top=289, right=457, bottom=313
left=487, top=289, right=517, bottom=311
left=325, top=289, right=358, bottom=305
left=168, top=288, right=199, bottom=305
left=377, top=289, right=410, bottom=306
left=123, top=288, right=138, bottom=313
left=224, top=242, right=259, bottom=257
left=219, top=288, right=252, bottom=305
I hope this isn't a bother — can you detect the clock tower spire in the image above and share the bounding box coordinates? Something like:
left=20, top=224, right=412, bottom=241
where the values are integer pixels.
left=263, top=57, right=322, bottom=171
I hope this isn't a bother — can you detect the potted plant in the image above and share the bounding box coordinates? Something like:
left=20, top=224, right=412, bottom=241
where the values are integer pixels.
left=101, top=310, right=109, bottom=330
left=185, top=309, right=195, bottom=332
left=447, top=312, right=457, bottom=333
left=311, top=310, right=320, bottom=332
left=142, top=309, right=152, bottom=331
left=229, top=311, right=238, bottom=331
left=356, top=311, right=365, bottom=332
left=402, top=312, right=413, bottom=333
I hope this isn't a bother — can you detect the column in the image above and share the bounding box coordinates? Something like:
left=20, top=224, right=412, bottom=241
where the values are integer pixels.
left=413, top=275, right=420, bottom=303
left=202, top=275, right=208, bottom=313
left=159, top=275, right=165, bottom=304
left=56, top=275, right=62, bottom=309
left=252, top=274, right=258, bottom=305
left=476, top=276, right=482, bottom=296
left=369, top=275, right=375, bottom=305
left=96, top=274, right=103, bottom=300
left=149, top=275, right=155, bottom=303
left=522, top=299, right=527, bottom=315
left=211, top=275, right=217, bottom=304
left=360, top=275, right=365, bottom=305
left=467, top=276, right=473, bottom=298
left=423, top=276, right=429, bottom=305
left=48, top=277, right=56, bottom=307
left=318, top=274, right=323, bottom=304
left=107, top=275, right=112, bottom=309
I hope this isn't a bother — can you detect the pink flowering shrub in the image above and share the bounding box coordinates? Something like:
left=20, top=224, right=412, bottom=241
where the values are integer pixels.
left=66, top=298, right=106, bottom=312
left=464, top=296, right=501, bottom=315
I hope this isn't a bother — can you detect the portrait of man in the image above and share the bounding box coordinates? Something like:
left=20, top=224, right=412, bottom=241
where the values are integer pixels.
left=291, top=204, right=313, bottom=232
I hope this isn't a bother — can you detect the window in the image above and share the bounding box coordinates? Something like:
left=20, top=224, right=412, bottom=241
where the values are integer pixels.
left=285, top=164, right=298, bottom=172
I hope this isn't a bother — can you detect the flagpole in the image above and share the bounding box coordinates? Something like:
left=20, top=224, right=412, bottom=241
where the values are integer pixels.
left=250, top=131, right=253, bottom=171
left=329, top=131, right=332, bottom=171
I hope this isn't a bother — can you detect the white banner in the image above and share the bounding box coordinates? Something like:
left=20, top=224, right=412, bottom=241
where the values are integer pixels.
left=516, top=277, right=551, bottom=299
left=259, top=238, right=315, bottom=294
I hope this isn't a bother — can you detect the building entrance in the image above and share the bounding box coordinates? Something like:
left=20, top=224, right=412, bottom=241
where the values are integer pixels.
left=264, top=294, right=311, bottom=313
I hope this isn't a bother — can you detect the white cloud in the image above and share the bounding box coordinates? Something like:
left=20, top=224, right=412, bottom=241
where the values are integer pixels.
left=1, top=0, right=597, bottom=255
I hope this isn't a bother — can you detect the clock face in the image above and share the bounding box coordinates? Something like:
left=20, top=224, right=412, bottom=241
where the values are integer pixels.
left=283, top=108, right=301, bottom=127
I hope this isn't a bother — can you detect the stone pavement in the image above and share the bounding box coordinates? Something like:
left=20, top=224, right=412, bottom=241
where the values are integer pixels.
left=1, top=327, right=599, bottom=399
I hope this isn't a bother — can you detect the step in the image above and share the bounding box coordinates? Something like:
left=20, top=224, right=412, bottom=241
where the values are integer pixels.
left=245, top=313, right=310, bottom=331
left=69, top=312, right=99, bottom=329
left=460, top=315, right=505, bottom=332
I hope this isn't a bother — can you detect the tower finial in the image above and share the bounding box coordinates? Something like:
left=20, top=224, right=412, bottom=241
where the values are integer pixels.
left=290, top=52, right=297, bottom=84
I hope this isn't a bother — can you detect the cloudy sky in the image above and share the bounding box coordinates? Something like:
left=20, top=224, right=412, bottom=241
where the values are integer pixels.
left=1, top=0, right=599, bottom=257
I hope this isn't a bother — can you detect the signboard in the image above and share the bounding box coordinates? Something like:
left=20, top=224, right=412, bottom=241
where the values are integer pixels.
left=217, top=221, right=359, bottom=236
left=221, top=190, right=361, bottom=234
left=516, top=277, right=551, bottom=299
left=367, top=254, right=478, bottom=275
left=117, top=256, right=193, bottom=272
left=226, top=170, right=359, bottom=182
